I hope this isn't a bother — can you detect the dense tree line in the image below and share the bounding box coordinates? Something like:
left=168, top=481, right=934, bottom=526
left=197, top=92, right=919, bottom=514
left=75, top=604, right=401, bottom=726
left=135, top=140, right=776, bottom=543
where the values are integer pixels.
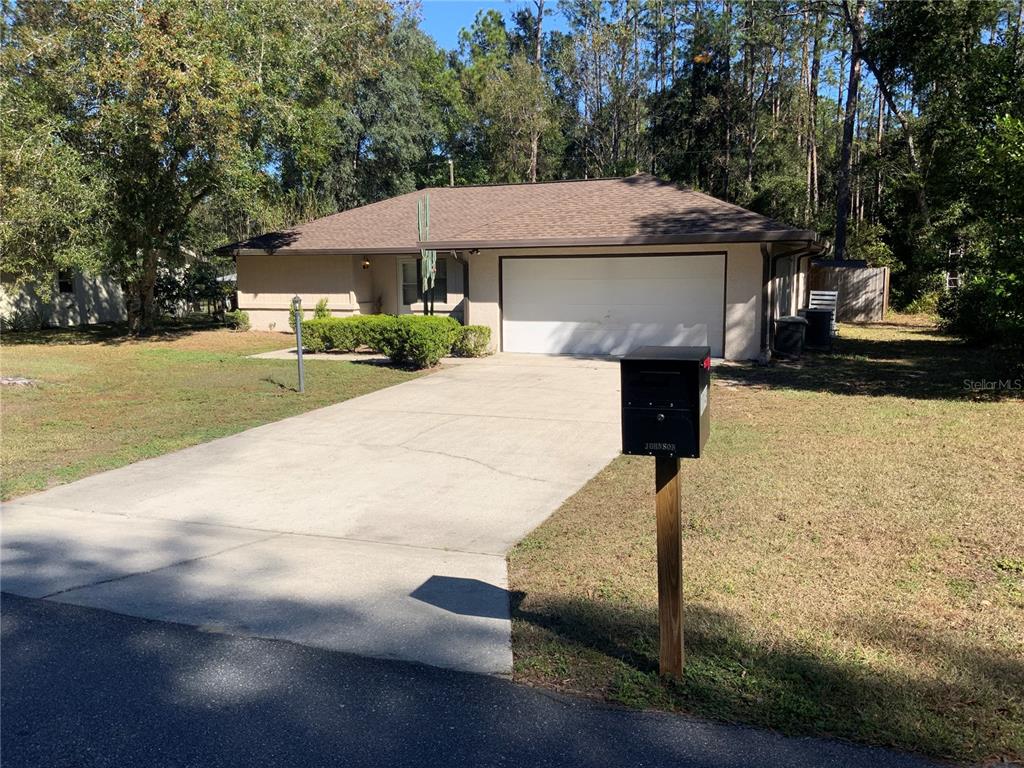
left=2, top=0, right=1022, bottom=343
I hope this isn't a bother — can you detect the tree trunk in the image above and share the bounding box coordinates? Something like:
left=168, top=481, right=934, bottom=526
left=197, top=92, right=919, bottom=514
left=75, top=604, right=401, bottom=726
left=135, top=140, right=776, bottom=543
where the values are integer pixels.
left=835, top=34, right=846, bottom=157
left=806, top=8, right=821, bottom=223
left=528, top=0, right=544, bottom=183
left=745, top=0, right=755, bottom=186
left=1013, top=0, right=1022, bottom=68
left=798, top=6, right=809, bottom=152
left=723, top=0, right=732, bottom=198
left=843, top=7, right=927, bottom=220
left=874, top=85, right=883, bottom=223
left=127, top=248, right=159, bottom=335
left=670, top=0, right=677, bottom=84
left=834, top=0, right=864, bottom=261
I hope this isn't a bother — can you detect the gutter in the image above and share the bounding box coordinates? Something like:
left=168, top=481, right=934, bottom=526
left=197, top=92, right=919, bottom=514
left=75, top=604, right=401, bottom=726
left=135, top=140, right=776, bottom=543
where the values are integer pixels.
left=219, top=230, right=820, bottom=257
left=224, top=246, right=419, bottom=257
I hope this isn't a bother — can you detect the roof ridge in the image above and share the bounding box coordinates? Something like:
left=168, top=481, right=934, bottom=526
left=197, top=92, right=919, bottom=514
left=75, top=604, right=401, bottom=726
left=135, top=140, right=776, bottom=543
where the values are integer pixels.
left=423, top=175, right=633, bottom=192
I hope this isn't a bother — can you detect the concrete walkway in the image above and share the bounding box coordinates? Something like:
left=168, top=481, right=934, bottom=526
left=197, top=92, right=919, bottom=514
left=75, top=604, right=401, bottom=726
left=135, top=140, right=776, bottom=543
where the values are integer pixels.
left=1, top=354, right=620, bottom=674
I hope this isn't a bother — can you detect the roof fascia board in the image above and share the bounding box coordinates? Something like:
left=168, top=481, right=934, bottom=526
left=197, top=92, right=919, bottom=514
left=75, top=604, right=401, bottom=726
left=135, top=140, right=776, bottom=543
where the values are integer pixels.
left=232, top=246, right=420, bottom=256
left=427, top=231, right=819, bottom=250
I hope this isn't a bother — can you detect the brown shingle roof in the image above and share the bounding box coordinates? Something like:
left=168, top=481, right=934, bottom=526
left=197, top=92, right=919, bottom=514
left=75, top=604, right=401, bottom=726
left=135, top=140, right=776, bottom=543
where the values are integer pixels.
left=226, top=174, right=816, bottom=254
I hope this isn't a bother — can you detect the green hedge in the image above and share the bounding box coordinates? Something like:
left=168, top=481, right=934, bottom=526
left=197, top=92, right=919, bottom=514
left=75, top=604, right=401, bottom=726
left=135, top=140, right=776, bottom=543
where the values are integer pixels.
left=301, top=315, right=397, bottom=353
left=384, top=315, right=461, bottom=367
left=298, top=314, right=490, bottom=368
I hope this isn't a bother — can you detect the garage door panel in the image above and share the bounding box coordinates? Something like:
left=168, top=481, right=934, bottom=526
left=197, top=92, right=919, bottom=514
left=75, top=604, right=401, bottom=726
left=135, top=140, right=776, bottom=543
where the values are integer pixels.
left=502, top=255, right=725, bottom=357
left=517, top=321, right=713, bottom=356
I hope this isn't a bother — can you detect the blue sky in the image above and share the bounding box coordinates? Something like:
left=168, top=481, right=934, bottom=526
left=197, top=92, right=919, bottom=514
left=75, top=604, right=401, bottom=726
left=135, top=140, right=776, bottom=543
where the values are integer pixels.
left=417, top=0, right=568, bottom=51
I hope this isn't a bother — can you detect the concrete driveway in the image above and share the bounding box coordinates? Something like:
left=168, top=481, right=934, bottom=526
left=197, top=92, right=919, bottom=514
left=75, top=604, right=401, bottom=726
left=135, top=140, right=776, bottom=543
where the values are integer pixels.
left=1, top=355, right=620, bottom=674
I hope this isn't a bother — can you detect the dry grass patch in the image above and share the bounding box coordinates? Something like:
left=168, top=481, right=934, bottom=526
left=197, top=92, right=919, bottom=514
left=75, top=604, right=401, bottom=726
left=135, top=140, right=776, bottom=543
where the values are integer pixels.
left=509, top=319, right=1023, bottom=764
left=1, top=323, right=421, bottom=499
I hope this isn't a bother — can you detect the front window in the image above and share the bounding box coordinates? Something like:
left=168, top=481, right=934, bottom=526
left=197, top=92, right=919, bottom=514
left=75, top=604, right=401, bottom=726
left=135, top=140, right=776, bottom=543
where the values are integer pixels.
left=57, top=269, right=74, bottom=295
left=401, top=257, right=448, bottom=306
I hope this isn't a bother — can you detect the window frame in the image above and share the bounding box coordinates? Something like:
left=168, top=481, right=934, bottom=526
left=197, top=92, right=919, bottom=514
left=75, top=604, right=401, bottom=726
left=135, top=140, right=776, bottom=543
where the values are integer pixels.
left=57, top=269, right=75, bottom=295
left=399, top=256, right=448, bottom=310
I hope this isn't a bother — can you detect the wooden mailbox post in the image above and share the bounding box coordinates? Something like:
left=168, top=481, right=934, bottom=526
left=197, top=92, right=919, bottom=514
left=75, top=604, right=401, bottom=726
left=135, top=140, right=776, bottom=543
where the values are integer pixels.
left=620, top=346, right=711, bottom=679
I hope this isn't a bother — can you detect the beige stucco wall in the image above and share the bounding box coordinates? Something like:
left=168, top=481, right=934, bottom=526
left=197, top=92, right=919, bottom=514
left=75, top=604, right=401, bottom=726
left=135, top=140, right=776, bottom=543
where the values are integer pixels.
left=1, top=273, right=124, bottom=328
left=465, top=251, right=500, bottom=345
left=238, top=251, right=469, bottom=331
left=368, top=254, right=397, bottom=315
left=723, top=243, right=764, bottom=360
left=237, top=253, right=362, bottom=331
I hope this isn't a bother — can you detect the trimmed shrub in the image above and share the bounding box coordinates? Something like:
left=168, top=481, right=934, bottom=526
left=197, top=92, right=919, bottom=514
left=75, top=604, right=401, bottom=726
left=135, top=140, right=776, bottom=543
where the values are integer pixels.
left=298, top=319, right=325, bottom=352
left=349, top=314, right=399, bottom=352
left=385, top=315, right=461, bottom=368
left=313, top=297, right=331, bottom=319
left=295, top=314, right=460, bottom=368
left=224, top=309, right=250, bottom=331
left=453, top=325, right=492, bottom=357
left=300, top=315, right=398, bottom=353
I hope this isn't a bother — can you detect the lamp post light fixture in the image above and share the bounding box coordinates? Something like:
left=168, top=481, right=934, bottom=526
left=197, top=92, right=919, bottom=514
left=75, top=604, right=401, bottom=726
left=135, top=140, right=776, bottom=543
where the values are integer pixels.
left=291, top=295, right=305, bottom=393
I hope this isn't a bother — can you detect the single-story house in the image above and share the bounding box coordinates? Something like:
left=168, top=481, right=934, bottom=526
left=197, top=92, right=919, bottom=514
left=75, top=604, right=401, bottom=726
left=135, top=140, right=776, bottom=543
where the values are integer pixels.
left=224, top=174, right=822, bottom=360
left=1, top=270, right=124, bottom=330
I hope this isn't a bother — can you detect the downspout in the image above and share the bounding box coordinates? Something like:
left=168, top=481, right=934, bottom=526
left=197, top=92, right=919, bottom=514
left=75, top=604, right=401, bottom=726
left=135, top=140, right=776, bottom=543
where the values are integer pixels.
left=760, top=242, right=773, bottom=363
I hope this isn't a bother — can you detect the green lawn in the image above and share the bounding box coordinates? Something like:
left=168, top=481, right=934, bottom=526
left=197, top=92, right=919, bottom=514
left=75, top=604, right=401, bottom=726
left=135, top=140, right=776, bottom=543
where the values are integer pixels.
left=1, top=324, right=421, bottom=500
left=509, top=317, right=1024, bottom=764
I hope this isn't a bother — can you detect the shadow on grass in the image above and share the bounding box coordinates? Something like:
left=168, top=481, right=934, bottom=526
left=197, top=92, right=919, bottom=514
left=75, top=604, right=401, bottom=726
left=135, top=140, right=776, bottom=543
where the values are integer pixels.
left=260, top=375, right=299, bottom=392
left=719, top=325, right=1023, bottom=401
left=511, top=595, right=1024, bottom=762
left=1, top=316, right=223, bottom=347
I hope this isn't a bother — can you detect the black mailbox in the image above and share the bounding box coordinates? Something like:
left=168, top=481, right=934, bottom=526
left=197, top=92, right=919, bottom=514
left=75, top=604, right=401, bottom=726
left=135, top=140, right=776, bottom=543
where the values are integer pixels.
left=620, top=346, right=710, bottom=459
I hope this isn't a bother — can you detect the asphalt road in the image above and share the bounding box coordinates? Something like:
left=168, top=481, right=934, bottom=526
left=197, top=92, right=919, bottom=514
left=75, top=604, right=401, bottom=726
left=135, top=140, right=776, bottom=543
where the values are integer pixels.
left=1, top=594, right=940, bottom=768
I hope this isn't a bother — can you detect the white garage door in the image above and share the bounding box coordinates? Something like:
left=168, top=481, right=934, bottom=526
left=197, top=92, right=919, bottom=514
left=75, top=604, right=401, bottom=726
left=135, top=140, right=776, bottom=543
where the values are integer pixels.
left=501, top=255, right=726, bottom=356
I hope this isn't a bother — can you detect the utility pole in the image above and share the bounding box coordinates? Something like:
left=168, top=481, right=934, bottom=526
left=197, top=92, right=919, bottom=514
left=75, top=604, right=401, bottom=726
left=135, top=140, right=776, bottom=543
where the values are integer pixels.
left=448, top=158, right=454, bottom=187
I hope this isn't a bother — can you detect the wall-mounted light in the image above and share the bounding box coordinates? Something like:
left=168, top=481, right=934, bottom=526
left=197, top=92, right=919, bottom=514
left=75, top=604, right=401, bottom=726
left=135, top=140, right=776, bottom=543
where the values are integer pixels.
left=469, top=249, right=480, bottom=256
left=361, top=257, right=371, bottom=270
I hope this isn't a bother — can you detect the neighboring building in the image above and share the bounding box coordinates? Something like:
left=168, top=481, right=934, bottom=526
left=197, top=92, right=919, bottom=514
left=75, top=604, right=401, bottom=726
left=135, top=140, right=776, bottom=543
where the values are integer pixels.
left=223, top=174, right=822, bottom=360
left=1, top=270, right=124, bottom=330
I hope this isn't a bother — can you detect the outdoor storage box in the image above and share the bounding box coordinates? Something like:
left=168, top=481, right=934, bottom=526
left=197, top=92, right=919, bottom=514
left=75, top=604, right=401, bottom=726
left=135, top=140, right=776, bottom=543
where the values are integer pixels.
left=799, top=307, right=833, bottom=350
left=620, top=346, right=711, bottom=459
left=773, top=315, right=808, bottom=357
